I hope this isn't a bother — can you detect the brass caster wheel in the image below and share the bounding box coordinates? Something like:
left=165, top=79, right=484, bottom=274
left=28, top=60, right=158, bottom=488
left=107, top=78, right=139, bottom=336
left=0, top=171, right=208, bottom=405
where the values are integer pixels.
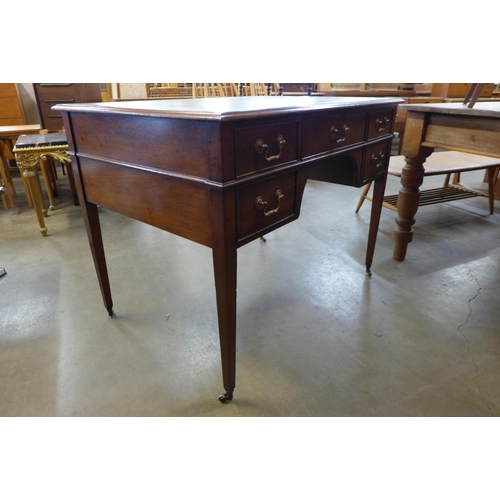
left=218, top=391, right=233, bottom=403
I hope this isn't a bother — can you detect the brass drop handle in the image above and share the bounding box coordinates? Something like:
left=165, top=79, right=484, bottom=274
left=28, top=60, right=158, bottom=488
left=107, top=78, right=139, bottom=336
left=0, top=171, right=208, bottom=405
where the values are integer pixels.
left=371, top=152, right=385, bottom=168
left=330, top=125, right=350, bottom=143
left=255, top=135, right=286, bottom=162
left=375, top=117, right=390, bottom=131
left=255, top=190, right=284, bottom=216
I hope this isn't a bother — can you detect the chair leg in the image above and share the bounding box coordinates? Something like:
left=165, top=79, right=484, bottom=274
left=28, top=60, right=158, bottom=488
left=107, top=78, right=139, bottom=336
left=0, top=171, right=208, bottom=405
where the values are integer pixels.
left=487, top=167, right=495, bottom=214
left=355, top=182, right=372, bottom=213
left=0, top=185, right=7, bottom=210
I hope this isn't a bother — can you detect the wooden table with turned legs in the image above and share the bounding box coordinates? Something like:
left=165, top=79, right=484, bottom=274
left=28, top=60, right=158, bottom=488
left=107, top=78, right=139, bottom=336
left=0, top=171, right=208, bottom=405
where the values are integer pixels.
left=392, top=102, right=500, bottom=261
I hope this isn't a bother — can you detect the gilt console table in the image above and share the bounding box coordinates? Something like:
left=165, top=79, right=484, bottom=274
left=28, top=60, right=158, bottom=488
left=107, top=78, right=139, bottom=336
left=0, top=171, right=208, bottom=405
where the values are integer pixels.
left=393, top=101, right=500, bottom=261
left=13, top=132, right=73, bottom=236
left=55, top=96, right=402, bottom=402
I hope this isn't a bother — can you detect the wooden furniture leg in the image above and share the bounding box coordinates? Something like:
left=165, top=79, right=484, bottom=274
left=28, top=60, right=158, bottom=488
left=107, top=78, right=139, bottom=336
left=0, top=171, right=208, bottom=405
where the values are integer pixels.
left=0, top=185, right=7, bottom=210
left=210, top=189, right=237, bottom=403
left=365, top=174, right=387, bottom=275
left=355, top=182, right=371, bottom=213
left=0, top=149, right=16, bottom=209
left=82, top=201, right=114, bottom=316
left=392, top=111, right=433, bottom=261
left=392, top=152, right=431, bottom=261
left=463, top=84, right=485, bottom=108
left=487, top=167, right=495, bottom=214
left=65, top=160, right=79, bottom=206
left=71, top=155, right=114, bottom=315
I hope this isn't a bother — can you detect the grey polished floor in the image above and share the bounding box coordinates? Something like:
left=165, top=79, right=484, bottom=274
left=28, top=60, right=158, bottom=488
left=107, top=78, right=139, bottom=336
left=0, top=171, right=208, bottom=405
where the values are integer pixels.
left=1, top=164, right=499, bottom=417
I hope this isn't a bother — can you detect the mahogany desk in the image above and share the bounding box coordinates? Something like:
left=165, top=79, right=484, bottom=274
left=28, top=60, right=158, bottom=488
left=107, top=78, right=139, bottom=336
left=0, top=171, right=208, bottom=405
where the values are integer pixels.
left=55, top=96, right=401, bottom=402
left=393, top=102, right=500, bottom=261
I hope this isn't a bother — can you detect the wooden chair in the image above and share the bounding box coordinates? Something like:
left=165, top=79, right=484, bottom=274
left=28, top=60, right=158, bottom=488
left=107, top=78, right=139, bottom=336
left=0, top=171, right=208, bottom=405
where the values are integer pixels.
left=356, top=151, right=500, bottom=214
left=463, top=83, right=486, bottom=108
left=147, top=86, right=193, bottom=99
left=191, top=84, right=236, bottom=98
left=235, top=84, right=282, bottom=96
left=0, top=146, right=16, bottom=209
left=0, top=184, right=7, bottom=210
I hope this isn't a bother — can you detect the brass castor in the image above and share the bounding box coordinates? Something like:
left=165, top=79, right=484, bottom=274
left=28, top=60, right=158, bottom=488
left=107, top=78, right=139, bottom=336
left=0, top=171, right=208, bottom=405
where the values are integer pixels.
left=218, top=391, right=234, bottom=403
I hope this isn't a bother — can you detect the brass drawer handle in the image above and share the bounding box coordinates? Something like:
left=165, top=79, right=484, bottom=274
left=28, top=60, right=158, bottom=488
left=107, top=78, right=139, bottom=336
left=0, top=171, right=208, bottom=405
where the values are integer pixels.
left=255, top=190, right=284, bottom=216
left=255, top=135, right=286, bottom=162
left=330, top=125, right=350, bottom=143
left=375, top=117, right=390, bottom=131
left=371, top=152, right=385, bottom=168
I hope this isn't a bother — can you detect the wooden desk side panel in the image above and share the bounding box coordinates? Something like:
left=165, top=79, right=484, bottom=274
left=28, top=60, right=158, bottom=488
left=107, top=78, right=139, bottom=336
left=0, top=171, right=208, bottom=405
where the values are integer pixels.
left=68, top=113, right=221, bottom=179
left=77, top=157, right=213, bottom=247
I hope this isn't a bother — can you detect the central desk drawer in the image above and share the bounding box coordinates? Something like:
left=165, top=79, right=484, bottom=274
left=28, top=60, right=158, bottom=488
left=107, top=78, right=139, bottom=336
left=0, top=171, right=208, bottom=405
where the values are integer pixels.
left=235, top=121, right=298, bottom=177
left=36, top=83, right=80, bottom=101
left=367, top=108, right=395, bottom=139
left=236, top=170, right=297, bottom=240
left=302, top=111, right=366, bottom=158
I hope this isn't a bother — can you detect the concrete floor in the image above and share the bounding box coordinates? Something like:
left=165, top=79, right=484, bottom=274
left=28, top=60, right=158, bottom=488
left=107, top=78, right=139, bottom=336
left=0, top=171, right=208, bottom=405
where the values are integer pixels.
left=1, top=162, right=500, bottom=417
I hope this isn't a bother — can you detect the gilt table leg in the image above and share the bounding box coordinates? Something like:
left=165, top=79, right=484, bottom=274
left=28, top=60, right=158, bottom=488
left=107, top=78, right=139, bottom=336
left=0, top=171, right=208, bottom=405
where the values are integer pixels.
left=20, top=164, right=48, bottom=237
left=39, top=156, right=55, bottom=210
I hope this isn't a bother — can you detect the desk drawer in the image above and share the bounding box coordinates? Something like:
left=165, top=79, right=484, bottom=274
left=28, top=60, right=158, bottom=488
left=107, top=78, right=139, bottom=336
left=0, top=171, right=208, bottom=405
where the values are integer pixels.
left=367, top=109, right=395, bottom=139
left=302, top=111, right=366, bottom=158
left=237, top=171, right=297, bottom=240
left=360, top=142, right=391, bottom=184
left=35, top=83, right=80, bottom=101
left=235, top=121, right=298, bottom=177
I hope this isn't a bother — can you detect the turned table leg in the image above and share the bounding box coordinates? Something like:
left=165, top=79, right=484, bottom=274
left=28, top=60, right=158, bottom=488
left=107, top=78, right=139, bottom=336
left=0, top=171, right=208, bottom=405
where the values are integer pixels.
left=391, top=110, right=433, bottom=261
left=392, top=155, right=426, bottom=261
